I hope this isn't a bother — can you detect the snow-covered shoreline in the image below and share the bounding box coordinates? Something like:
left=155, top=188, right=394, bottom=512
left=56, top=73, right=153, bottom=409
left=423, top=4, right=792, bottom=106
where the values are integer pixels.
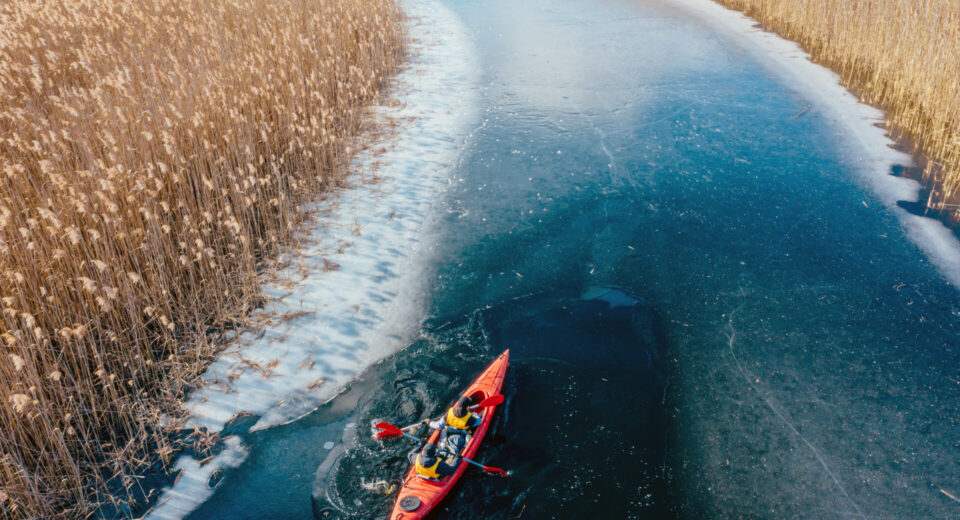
left=672, top=0, right=960, bottom=288
left=145, top=1, right=479, bottom=516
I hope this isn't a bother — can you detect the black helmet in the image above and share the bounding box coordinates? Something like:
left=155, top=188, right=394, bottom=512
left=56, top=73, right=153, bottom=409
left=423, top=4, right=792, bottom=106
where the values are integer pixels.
left=422, top=443, right=437, bottom=458
left=454, top=396, right=471, bottom=416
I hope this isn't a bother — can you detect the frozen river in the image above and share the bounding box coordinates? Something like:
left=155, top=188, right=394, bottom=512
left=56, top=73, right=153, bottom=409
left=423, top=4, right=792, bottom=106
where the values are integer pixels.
left=150, top=0, right=960, bottom=518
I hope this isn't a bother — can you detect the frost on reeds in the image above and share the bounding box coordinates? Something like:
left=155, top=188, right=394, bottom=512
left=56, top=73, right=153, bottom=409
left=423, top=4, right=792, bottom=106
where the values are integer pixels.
left=0, top=0, right=402, bottom=517
left=713, top=0, right=960, bottom=215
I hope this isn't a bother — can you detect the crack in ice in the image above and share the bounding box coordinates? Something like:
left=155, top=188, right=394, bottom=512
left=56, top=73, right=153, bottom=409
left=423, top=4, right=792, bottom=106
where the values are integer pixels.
left=722, top=282, right=867, bottom=519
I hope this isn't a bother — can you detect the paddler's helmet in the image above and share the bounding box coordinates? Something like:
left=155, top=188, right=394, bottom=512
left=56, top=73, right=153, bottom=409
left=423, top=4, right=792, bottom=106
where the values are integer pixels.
left=453, top=396, right=472, bottom=417
left=421, top=443, right=437, bottom=458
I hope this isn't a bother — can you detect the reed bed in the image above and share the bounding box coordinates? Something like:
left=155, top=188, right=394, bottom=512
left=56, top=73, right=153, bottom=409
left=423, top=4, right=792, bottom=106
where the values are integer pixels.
left=712, top=0, right=960, bottom=215
left=0, top=0, right=403, bottom=517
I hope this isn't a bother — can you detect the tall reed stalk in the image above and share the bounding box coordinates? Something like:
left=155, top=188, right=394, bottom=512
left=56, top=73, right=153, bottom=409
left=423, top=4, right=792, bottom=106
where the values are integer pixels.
left=712, top=0, right=960, bottom=214
left=0, top=0, right=403, bottom=517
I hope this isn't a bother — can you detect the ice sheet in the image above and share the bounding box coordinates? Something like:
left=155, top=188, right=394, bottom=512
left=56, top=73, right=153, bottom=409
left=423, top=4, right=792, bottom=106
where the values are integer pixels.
left=672, top=0, right=960, bottom=288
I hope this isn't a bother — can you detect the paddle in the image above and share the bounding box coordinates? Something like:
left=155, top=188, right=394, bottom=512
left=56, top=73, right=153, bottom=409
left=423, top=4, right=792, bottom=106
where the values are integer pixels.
left=375, top=422, right=423, bottom=441
left=470, top=394, right=504, bottom=410
left=374, top=422, right=509, bottom=475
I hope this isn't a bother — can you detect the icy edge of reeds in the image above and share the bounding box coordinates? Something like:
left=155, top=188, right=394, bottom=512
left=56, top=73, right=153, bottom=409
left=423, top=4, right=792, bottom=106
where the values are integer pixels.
left=142, top=1, right=479, bottom=518
left=674, top=0, right=960, bottom=288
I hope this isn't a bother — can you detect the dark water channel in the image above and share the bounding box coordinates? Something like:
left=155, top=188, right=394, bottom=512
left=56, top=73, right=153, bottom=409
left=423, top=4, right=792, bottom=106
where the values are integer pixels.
left=185, top=0, right=960, bottom=518
left=189, top=289, right=671, bottom=519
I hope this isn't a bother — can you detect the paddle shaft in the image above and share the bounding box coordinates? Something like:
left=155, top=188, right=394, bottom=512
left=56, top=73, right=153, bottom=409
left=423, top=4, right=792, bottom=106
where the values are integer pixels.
left=398, top=431, right=420, bottom=442
left=459, top=456, right=493, bottom=471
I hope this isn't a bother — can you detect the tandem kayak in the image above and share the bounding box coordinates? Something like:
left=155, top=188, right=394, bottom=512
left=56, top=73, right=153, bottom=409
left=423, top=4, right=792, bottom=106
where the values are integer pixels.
left=389, top=349, right=510, bottom=520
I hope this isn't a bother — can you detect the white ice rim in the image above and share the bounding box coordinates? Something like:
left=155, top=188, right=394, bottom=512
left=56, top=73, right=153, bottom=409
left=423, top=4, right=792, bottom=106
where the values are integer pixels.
left=671, top=0, right=960, bottom=289
left=144, top=0, right=480, bottom=517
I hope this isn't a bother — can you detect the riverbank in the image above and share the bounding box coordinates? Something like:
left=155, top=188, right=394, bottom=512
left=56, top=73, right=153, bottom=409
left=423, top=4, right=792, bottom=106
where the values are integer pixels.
left=665, top=0, right=960, bottom=288
left=0, top=1, right=402, bottom=517
left=706, top=0, right=960, bottom=223
left=144, top=0, right=479, bottom=517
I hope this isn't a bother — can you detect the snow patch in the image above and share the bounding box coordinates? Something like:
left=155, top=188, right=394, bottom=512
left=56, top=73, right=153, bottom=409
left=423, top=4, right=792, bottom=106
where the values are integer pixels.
left=672, top=0, right=960, bottom=287
left=144, top=437, right=247, bottom=520
left=144, top=0, right=479, bottom=517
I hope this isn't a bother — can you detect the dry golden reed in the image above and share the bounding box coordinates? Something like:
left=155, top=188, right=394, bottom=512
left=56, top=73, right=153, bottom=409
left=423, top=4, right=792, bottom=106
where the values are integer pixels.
left=0, top=0, right=402, bottom=517
left=712, top=0, right=960, bottom=214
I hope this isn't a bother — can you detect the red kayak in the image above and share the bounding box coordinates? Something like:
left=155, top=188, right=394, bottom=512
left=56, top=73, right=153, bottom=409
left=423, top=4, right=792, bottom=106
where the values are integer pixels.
left=389, top=350, right=510, bottom=520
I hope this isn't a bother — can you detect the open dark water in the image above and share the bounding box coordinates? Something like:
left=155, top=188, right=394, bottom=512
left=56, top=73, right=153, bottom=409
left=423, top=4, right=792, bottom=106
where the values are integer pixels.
left=183, top=0, right=960, bottom=518
left=314, top=288, right=672, bottom=519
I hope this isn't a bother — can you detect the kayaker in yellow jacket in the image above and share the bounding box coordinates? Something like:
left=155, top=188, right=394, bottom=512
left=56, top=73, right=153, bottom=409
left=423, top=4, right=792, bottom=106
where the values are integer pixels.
left=421, top=396, right=482, bottom=434
left=420, top=396, right=481, bottom=455
left=445, top=396, right=481, bottom=433
left=414, top=443, right=458, bottom=480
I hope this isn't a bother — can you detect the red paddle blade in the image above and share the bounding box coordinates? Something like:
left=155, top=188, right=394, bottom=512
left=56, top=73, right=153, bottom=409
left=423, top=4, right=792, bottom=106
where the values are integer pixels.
left=482, top=465, right=508, bottom=475
left=374, top=422, right=403, bottom=438
left=475, top=394, right=504, bottom=408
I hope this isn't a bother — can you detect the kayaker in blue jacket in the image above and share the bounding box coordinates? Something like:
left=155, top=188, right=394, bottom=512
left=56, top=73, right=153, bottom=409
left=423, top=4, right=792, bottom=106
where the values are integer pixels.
left=414, top=443, right=458, bottom=480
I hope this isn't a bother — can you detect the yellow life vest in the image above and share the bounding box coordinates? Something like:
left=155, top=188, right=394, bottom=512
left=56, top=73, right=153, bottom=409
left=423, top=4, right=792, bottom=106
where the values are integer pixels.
left=415, top=455, right=441, bottom=479
left=446, top=406, right=472, bottom=430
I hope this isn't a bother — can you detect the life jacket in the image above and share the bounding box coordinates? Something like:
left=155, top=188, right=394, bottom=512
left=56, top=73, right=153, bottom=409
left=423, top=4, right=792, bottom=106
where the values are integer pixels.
left=446, top=406, right=472, bottom=430
left=415, top=454, right=441, bottom=480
